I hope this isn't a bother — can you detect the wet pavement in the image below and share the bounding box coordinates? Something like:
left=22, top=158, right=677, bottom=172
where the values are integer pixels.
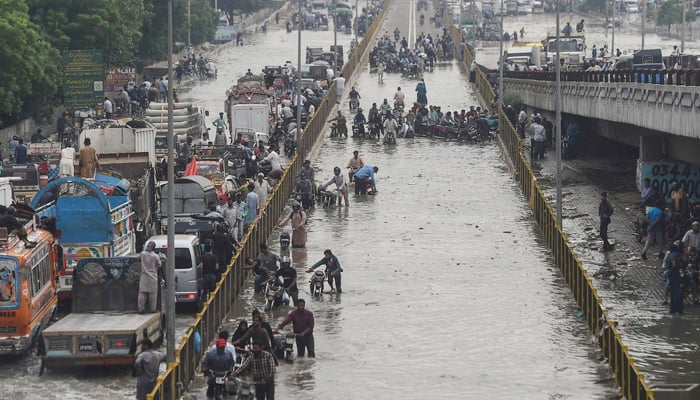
left=475, top=11, right=700, bottom=69
left=530, top=142, right=700, bottom=386
left=184, top=1, right=621, bottom=399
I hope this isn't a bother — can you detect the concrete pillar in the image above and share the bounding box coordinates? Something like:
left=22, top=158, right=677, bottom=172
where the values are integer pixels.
left=639, top=135, right=664, bottom=161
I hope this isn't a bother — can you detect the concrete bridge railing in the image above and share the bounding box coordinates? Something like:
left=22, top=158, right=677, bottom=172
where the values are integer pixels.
left=504, top=78, right=700, bottom=139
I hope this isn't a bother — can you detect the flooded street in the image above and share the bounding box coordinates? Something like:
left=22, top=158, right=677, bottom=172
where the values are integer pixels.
left=0, top=4, right=625, bottom=399
left=477, top=11, right=700, bottom=68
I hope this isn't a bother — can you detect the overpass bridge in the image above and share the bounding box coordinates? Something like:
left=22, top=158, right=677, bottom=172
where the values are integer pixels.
left=501, top=70, right=700, bottom=173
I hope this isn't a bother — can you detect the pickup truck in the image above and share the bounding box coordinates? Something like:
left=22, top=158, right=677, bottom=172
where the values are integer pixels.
left=39, top=256, right=163, bottom=368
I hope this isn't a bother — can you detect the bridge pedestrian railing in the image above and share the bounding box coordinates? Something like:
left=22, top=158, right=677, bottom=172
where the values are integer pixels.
left=448, top=24, right=656, bottom=400
left=502, top=68, right=700, bottom=86
left=145, top=3, right=387, bottom=399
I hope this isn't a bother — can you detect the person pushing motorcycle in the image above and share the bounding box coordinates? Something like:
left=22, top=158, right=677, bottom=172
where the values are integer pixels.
left=353, top=108, right=367, bottom=137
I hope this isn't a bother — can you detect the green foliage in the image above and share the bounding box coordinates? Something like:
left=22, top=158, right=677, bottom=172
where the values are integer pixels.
left=0, top=0, right=61, bottom=122
left=503, top=94, right=523, bottom=112
left=220, top=0, right=264, bottom=22
left=577, top=0, right=607, bottom=13
left=655, top=0, right=696, bottom=32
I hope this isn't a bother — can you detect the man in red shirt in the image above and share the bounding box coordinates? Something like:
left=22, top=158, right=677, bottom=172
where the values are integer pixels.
left=275, top=299, right=315, bottom=357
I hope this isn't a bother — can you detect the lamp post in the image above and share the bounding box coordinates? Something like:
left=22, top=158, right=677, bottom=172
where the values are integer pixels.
left=297, top=0, right=303, bottom=146
left=498, top=0, right=504, bottom=106
left=611, top=0, right=615, bottom=56
left=681, top=0, right=686, bottom=53
left=188, top=0, right=191, bottom=49
left=641, top=0, right=645, bottom=49
left=165, top=0, right=176, bottom=363
left=555, top=0, right=562, bottom=225
left=333, top=3, right=338, bottom=72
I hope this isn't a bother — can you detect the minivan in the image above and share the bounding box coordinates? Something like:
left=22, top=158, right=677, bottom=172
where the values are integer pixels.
left=147, top=234, right=204, bottom=311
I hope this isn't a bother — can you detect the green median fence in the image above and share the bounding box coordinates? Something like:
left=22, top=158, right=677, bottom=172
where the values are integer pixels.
left=146, top=2, right=390, bottom=399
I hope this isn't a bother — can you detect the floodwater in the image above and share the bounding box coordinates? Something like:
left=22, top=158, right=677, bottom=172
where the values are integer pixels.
left=477, top=10, right=700, bottom=68
left=0, top=3, right=622, bottom=399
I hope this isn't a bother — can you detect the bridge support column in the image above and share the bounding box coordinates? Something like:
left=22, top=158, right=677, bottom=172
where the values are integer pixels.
left=639, top=135, right=664, bottom=162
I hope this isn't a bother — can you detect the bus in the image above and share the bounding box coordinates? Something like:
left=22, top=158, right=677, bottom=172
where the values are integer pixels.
left=0, top=217, right=58, bottom=355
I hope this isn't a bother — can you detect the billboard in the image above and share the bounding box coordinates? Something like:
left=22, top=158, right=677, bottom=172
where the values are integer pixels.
left=63, top=50, right=105, bottom=111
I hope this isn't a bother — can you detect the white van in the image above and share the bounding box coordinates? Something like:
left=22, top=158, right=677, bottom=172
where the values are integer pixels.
left=147, top=234, right=204, bottom=311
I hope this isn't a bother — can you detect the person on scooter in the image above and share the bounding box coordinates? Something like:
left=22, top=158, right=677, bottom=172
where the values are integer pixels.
left=353, top=165, right=378, bottom=195
left=319, top=167, right=349, bottom=206
left=347, top=150, right=364, bottom=182
left=278, top=202, right=307, bottom=248
left=353, top=108, right=367, bottom=137
left=383, top=112, right=398, bottom=143
left=306, top=249, right=343, bottom=293
left=202, top=339, right=235, bottom=397
left=296, top=173, right=314, bottom=211
left=682, top=221, right=700, bottom=260
left=394, top=87, right=405, bottom=109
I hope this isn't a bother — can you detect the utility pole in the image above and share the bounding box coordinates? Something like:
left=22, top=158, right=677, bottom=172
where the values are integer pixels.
left=498, top=0, right=504, bottom=106
left=188, top=0, right=191, bottom=49
left=165, top=0, right=176, bottom=363
left=641, top=0, right=645, bottom=49
left=682, top=0, right=686, bottom=53
left=555, top=0, right=562, bottom=225
left=297, top=0, right=303, bottom=139
left=334, top=3, right=338, bottom=71
left=611, top=0, right=615, bottom=56
left=355, top=0, right=358, bottom=43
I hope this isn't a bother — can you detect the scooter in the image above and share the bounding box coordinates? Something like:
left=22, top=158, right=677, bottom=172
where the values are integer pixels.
left=282, top=333, right=295, bottom=362
left=234, top=377, right=255, bottom=400
left=316, top=188, right=338, bottom=208
left=384, top=130, right=397, bottom=145
left=309, top=268, right=326, bottom=296
left=294, top=191, right=314, bottom=211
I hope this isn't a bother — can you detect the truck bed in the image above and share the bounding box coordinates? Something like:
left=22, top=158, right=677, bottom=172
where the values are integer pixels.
left=44, top=312, right=159, bottom=334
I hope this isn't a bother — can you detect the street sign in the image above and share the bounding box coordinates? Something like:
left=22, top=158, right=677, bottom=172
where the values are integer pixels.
left=63, top=50, right=105, bottom=111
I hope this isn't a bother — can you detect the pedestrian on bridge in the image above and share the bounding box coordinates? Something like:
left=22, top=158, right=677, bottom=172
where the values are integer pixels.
left=599, top=192, right=614, bottom=252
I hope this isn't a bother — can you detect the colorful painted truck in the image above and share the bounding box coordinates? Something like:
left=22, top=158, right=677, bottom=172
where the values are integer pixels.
left=0, top=209, right=59, bottom=355
left=30, top=176, right=136, bottom=300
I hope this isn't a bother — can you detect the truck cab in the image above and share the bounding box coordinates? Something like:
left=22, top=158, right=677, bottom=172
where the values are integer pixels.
left=158, top=175, right=220, bottom=241
left=1, top=164, right=40, bottom=204
left=545, top=34, right=586, bottom=66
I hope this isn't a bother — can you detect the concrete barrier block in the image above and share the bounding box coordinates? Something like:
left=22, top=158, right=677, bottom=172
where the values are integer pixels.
left=651, top=383, right=700, bottom=400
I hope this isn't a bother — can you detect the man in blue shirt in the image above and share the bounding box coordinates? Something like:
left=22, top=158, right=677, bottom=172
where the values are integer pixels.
left=14, top=139, right=28, bottom=164
left=245, top=183, right=259, bottom=226
left=641, top=206, right=665, bottom=260
left=353, top=165, right=378, bottom=195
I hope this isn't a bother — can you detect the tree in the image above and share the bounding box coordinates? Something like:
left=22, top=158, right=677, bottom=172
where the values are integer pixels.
left=219, top=0, right=264, bottom=23
left=0, top=0, right=61, bottom=123
left=655, top=0, right=696, bottom=35
left=26, top=0, right=146, bottom=67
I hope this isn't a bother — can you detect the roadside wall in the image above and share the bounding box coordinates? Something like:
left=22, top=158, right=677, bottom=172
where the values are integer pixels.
left=448, top=19, right=657, bottom=400
left=146, top=3, right=389, bottom=399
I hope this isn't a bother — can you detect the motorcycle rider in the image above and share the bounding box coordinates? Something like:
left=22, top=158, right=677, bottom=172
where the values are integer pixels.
left=202, top=339, right=235, bottom=397
left=267, top=256, right=299, bottom=305
left=353, top=108, right=367, bottom=137
left=682, top=221, right=700, bottom=263
left=353, top=165, right=378, bottom=195
left=394, top=87, right=405, bottom=109
left=347, top=150, right=364, bottom=182
left=383, top=112, right=398, bottom=144
left=320, top=167, right=349, bottom=206
left=349, top=86, right=361, bottom=108
left=296, top=172, right=314, bottom=211
left=257, top=243, right=280, bottom=274
left=306, top=249, right=343, bottom=293
left=380, top=98, right=391, bottom=114
left=233, top=341, right=277, bottom=399
left=327, top=110, right=348, bottom=138
left=298, top=159, right=315, bottom=185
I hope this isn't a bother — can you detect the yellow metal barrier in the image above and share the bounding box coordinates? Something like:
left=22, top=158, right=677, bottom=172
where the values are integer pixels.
left=146, top=4, right=388, bottom=399
left=456, top=34, right=655, bottom=400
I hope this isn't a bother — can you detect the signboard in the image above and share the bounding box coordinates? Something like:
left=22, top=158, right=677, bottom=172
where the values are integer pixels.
left=638, top=159, right=700, bottom=202
left=104, top=67, right=136, bottom=92
left=28, top=142, right=61, bottom=156
left=215, top=25, right=236, bottom=43
left=62, top=50, right=105, bottom=111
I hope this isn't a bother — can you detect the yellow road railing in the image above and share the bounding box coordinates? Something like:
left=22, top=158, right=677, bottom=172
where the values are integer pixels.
left=449, top=24, right=655, bottom=400
left=146, top=3, right=388, bottom=399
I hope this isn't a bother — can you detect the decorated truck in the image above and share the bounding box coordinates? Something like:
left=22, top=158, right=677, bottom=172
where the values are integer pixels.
left=225, top=75, right=276, bottom=138
left=30, top=176, right=136, bottom=301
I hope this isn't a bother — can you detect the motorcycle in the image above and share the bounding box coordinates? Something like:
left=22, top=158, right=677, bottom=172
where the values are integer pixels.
left=284, top=135, right=296, bottom=157
left=206, top=370, right=233, bottom=400
left=352, top=122, right=366, bottom=138
left=330, top=121, right=339, bottom=137
left=264, top=277, right=290, bottom=311
left=316, top=188, right=338, bottom=208
left=367, top=122, right=381, bottom=139
left=349, top=98, right=360, bottom=112
left=294, top=191, right=314, bottom=211
left=274, top=332, right=296, bottom=362
left=233, top=377, right=255, bottom=400
left=309, top=268, right=326, bottom=296
left=348, top=166, right=359, bottom=183
left=280, top=230, right=291, bottom=252
left=384, top=130, right=397, bottom=145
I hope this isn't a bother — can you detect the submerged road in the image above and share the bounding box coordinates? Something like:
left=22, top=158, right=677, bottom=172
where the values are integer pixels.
left=185, top=1, right=619, bottom=399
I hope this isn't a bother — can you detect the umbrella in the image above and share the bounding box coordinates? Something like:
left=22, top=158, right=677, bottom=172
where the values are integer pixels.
left=184, top=156, right=199, bottom=176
